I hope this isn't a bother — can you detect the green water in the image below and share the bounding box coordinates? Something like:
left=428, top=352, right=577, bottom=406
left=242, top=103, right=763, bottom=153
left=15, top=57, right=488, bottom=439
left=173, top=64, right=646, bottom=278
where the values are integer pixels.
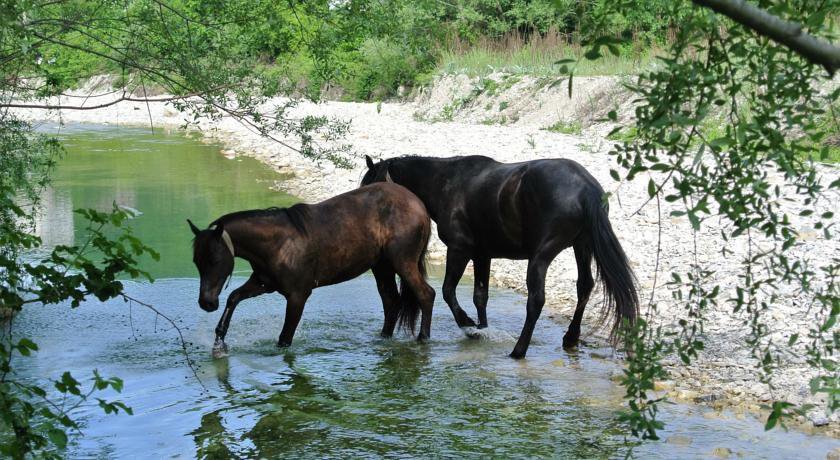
left=16, top=124, right=840, bottom=458
left=41, top=123, right=296, bottom=278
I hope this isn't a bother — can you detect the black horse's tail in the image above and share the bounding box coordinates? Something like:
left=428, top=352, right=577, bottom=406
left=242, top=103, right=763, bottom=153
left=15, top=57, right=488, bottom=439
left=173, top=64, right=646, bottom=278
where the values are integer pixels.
left=586, top=192, right=639, bottom=343
left=396, top=245, right=428, bottom=334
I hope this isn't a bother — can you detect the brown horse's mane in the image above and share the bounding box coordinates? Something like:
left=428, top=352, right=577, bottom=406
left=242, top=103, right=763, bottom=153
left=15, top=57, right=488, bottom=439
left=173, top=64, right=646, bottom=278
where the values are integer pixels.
left=210, top=204, right=310, bottom=235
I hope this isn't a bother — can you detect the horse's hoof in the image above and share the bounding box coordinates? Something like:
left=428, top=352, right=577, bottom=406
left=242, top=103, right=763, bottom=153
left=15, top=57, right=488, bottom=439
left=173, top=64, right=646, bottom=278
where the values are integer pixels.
left=212, top=340, right=229, bottom=359
left=276, top=340, right=292, bottom=348
left=562, top=331, right=582, bottom=349
left=477, top=323, right=488, bottom=329
left=461, top=326, right=481, bottom=339
left=509, top=350, right=526, bottom=360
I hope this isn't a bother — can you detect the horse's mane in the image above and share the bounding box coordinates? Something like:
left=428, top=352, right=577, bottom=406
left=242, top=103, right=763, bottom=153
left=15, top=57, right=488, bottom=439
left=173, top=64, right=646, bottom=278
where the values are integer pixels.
left=282, top=204, right=310, bottom=235
left=210, top=204, right=310, bottom=235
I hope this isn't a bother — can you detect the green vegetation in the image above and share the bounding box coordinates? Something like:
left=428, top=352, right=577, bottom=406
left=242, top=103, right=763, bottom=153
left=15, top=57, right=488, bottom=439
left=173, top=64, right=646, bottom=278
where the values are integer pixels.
left=2, top=0, right=839, bottom=455
left=0, top=1, right=341, bottom=456
left=18, top=0, right=690, bottom=102
left=580, top=0, right=840, bottom=441
left=544, top=119, right=583, bottom=135
left=438, top=35, right=660, bottom=77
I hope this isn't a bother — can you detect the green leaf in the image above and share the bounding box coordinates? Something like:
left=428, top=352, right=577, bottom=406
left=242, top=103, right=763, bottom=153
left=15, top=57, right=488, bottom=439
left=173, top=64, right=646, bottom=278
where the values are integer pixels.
left=765, top=412, right=779, bottom=430
left=688, top=212, right=700, bottom=231
left=18, top=337, right=38, bottom=352
left=647, top=179, right=656, bottom=198
left=48, top=428, right=68, bottom=448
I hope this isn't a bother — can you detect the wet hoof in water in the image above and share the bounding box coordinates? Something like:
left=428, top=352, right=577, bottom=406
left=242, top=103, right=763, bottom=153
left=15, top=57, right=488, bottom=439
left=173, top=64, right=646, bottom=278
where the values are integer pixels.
left=509, top=350, right=526, bottom=360
left=562, top=336, right=579, bottom=350
left=477, top=323, right=488, bottom=329
left=276, top=340, right=292, bottom=349
left=461, top=326, right=482, bottom=339
left=212, top=339, right=229, bottom=359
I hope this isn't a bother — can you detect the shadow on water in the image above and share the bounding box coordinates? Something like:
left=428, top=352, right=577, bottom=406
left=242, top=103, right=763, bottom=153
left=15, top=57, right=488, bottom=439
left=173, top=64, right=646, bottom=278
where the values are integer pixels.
left=17, top=124, right=839, bottom=459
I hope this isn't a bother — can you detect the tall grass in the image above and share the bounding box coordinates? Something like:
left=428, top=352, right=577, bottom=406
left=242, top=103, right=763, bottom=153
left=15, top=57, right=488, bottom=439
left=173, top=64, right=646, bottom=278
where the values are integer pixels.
left=437, top=28, right=661, bottom=77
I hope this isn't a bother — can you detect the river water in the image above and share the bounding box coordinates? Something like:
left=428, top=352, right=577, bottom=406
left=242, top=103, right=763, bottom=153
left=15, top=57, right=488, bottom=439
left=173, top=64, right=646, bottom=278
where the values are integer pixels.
left=15, top=124, right=838, bottom=458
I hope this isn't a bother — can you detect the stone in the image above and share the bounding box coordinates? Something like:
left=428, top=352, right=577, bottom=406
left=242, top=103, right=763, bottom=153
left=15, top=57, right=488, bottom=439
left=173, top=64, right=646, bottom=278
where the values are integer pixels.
left=712, top=447, right=732, bottom=458
left=694, top=393, right=723, bottom=404
left=654, top=380, right=674, bottom=391
left=676, top=389, right=699, bottom=401
left=810, top=412, right=830, bottom=427
left=666, top=435, right=692, bottom=446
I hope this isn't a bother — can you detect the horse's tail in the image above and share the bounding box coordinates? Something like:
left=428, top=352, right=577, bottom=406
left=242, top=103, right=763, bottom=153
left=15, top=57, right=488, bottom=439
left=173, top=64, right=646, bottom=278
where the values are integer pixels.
left=586, top=191, right=639, bottom=343
left=396, top=244, right=428, bottom=334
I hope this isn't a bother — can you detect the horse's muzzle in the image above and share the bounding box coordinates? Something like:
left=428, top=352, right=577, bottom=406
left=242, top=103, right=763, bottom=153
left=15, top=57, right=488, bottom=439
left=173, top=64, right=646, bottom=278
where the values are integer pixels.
left=199, top=297, right=219, bottom=312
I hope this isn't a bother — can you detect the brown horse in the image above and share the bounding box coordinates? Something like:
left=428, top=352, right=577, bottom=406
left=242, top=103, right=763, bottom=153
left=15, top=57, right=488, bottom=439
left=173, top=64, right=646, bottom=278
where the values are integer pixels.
left=188, top=182, right=435, bottom=356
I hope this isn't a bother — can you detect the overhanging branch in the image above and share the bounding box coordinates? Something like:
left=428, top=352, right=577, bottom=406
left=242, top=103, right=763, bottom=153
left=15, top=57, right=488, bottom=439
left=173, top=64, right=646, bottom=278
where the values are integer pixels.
left=692, top=0, right=840, bottom=75
left=2, top=94, right=188, bottom=110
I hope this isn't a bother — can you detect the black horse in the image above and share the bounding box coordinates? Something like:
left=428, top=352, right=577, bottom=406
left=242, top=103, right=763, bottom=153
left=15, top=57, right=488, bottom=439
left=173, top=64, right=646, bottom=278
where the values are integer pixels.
left=188, top=182, right=435, bottom=356
left=362, top=155, right=638, bottom=358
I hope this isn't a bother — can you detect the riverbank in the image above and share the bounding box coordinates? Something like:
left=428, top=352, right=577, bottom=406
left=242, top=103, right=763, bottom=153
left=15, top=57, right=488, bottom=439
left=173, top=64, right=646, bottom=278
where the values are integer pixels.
left=13, top=74, right=840, bottom=436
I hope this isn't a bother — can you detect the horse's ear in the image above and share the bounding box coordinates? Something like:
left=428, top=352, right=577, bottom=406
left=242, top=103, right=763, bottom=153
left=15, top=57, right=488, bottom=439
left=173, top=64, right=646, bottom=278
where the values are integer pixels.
left=365, top=155, right=375, bottom=170
left=187, top=219, right=201, bottom=236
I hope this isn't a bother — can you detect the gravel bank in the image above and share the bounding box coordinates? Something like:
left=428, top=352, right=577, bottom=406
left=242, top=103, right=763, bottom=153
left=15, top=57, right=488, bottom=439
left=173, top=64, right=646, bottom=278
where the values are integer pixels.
left=14, top=74, right=839, bottom=435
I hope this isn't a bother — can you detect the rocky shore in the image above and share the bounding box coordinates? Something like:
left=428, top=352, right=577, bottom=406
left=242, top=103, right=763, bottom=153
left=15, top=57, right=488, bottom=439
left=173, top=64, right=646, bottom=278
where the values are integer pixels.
left=14, top=73, right=839, bottom=436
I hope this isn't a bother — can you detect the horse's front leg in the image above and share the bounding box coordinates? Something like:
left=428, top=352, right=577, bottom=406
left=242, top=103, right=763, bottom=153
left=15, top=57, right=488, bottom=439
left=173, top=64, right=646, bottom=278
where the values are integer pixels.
left=213, top=273, right=270, bottom=357
left=277, top=290, right=311, bottom=348
left=472, top=256, right=491, bottom=329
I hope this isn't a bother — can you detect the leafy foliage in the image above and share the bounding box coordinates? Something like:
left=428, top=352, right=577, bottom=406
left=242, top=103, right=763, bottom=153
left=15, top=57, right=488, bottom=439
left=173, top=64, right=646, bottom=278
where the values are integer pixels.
left=575, top=0, right=840, bottom=439
left=0, top=119, right=157, bottom=457
left=0, top=1, right=348, bottom=456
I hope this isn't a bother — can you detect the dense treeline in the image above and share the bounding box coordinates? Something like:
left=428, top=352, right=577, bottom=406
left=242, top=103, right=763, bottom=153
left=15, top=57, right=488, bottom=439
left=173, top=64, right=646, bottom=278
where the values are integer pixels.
left=28, top=0, right=684, bottom=101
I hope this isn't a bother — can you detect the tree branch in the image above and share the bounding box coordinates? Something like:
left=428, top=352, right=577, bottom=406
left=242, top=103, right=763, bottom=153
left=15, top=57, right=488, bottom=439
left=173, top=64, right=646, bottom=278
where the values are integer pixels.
left=693, top=0, right=840, bottom=75
left=1, top=94, right=188, bottom=110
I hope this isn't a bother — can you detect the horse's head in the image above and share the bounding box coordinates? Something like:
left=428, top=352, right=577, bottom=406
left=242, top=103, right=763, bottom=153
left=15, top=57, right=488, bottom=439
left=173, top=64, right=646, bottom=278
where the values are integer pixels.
left=188, top=219, right=235, bottom=312
left=361, top=155, right=394, bottom=186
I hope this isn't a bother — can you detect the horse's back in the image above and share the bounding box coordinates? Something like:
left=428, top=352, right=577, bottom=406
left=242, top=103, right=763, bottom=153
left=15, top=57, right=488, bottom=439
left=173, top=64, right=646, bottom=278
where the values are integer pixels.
left=279, top=182, right=429, bottom=289
left=460, top=158, right=602, bottom=256
left=305, top=182, right=429, bottom=248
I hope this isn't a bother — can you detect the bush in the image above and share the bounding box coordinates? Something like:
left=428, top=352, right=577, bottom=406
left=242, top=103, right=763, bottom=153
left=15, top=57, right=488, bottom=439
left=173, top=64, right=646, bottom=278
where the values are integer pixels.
left=348, top=38, right=422, bottom=100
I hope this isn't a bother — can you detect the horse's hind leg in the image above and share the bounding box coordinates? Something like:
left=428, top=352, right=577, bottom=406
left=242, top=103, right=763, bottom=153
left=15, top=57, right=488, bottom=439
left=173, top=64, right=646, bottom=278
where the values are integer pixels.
left=510, top=251, right=556, bottom=359
left=372, top=263, right=400, bottom=338
left=473, top=255, right=491, bottom=329
left=443, top=249, right=478, bottom=329
left=396, top=262, right=436, bottom=341
left=563, top=240, right=594, bottom=349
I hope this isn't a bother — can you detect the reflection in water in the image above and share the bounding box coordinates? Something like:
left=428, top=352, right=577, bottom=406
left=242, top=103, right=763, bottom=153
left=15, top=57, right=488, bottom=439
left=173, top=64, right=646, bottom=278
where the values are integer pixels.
left=16, top=124, right=840, bottom=459
left=36, top=123, right=297, bottom=278
left=33, top=185, right=75, bottom=247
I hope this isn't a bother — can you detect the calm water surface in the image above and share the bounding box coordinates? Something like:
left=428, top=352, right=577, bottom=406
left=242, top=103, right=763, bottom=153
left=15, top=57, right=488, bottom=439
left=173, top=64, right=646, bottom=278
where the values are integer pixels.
left=16, top=123, right=839, bottom=458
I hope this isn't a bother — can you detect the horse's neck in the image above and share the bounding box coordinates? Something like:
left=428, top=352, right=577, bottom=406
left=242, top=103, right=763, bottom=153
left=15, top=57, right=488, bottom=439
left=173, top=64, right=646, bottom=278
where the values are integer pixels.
left=223, top=219, right=275, bottom=264
left=393, top=158, right=451, bottom=218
